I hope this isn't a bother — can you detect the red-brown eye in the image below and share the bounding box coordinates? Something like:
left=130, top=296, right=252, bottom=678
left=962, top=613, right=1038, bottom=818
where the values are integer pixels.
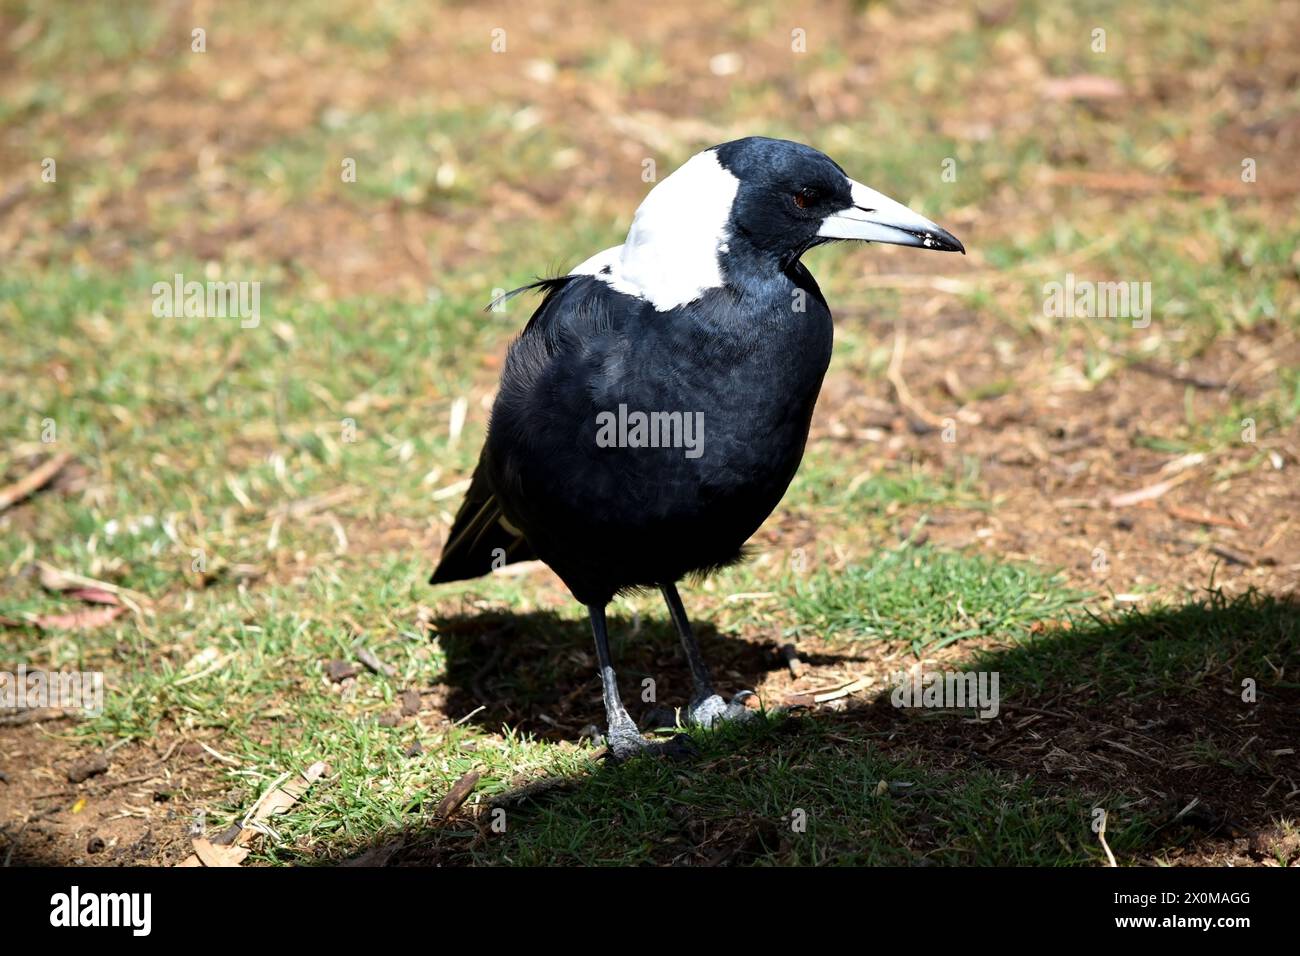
left=793, top=188, right=817, bottom=209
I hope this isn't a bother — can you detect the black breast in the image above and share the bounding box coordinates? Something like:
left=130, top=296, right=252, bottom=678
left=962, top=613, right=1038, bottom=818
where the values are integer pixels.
left=486, top=270, right=833, bottom=604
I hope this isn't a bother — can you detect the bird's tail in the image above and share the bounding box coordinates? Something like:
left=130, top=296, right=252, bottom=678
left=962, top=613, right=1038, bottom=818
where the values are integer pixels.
left=429, top=457, right=535, bottom=585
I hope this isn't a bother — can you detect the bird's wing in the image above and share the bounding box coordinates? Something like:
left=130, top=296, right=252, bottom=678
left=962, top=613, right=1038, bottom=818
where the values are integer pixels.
left=429, top=276, right=587, bottom=585
left=430, top=271, right=633, bottom=586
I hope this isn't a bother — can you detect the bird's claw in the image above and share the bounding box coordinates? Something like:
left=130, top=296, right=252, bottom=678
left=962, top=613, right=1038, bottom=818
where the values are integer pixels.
left=602, top=723, right=697, bottom=762
left=686, top=690, right=758, bottom=729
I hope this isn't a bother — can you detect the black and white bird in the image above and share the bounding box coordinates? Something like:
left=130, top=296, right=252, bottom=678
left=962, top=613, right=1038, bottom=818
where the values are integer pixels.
left=431, top=137, right=964, bottom=759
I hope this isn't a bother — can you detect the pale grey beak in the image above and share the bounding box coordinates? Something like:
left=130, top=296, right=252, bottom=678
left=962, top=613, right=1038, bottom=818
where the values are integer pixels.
left=818, top=179, right=965, bottom=254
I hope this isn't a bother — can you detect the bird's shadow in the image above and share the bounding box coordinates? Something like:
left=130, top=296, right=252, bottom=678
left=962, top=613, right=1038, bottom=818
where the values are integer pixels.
left=432, top=606, right=863, bottom=740
left=319, top=589, right=1300, bottom=866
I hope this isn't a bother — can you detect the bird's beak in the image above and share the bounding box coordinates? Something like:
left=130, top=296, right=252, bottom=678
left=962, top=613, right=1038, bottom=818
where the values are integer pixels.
left=818, top=179, right=965, bottom=254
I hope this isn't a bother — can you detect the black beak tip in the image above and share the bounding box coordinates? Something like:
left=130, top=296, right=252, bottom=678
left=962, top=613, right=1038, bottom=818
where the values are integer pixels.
left=915, top=226, right=964, bottom=255
left=939, top=229, right=966, bottom=255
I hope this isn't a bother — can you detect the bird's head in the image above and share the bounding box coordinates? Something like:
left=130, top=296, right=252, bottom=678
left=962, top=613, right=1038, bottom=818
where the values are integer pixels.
left=712, top=136, right=965, bottom=267
left=603, top=136, right=964, bottom=311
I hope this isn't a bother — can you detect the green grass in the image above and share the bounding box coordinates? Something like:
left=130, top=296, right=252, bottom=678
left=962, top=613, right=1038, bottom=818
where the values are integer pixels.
left=785, top=544, right=1084, bottom=652
left=977, top=585, right=1300, bottom=698
left=241, top=103, right=579, bottom=206
left=0, top=256, right=531, bottom=586
left=407, top=718, right=1149, bottom=867
left=8, top=535, right=1293, bottom=865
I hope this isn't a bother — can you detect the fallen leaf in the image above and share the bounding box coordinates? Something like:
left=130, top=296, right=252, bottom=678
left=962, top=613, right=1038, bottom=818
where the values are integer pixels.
left=434, top=770, right=481, bottom=818
left=1108, top=467, right=1200, bottom=508
left=0, top=452, right=73, bottom=512
left=176, top=761, right=327, bottom=868
left=245, top=761, right=328, bottom=827
left=191, top=838, right=249, bottom=867
left=64, top=587, right=120, bottom=606
left=1042, top=75, right=1125, bottom=100
left=31, top=605, right=126, bottom=631
left=35, top=562, right=150, bottom=614
left=1109, top=479, right=1177, bottom=507
left=1166, top=505, right=1248, bottom=530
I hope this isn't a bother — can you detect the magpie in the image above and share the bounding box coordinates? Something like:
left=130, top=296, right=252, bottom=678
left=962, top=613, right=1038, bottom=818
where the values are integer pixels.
left=431, top=137, right=964, bottom=759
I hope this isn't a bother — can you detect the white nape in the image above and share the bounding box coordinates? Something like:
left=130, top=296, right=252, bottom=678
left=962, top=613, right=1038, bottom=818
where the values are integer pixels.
left=570, top=149, right=740, bottom=311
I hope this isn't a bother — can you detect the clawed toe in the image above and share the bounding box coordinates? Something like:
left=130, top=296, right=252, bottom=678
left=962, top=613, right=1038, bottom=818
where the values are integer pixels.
left=603, top=723, right=697, bottom=762
left=687, top=690, right=758, bottom=729
left=725, top=690, right=759, bottom=722
left=648, top=733, right=699, bottom=761
left=640, top=704, right=679, bottom=731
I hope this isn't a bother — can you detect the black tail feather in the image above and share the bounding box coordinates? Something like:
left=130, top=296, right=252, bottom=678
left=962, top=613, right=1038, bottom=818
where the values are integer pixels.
left=429, top=457, right=535, bottom=584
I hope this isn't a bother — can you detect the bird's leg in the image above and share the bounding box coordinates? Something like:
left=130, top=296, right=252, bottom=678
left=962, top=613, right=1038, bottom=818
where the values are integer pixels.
left=587, top=603, right=694, bottom=761
left=659, top=582, right=755, bottom=728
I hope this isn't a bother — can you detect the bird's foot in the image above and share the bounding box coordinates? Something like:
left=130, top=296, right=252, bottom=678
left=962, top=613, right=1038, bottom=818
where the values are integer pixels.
left=686, top=690, right=758, bottom=729
left=603, top=720, right=697, bottom=763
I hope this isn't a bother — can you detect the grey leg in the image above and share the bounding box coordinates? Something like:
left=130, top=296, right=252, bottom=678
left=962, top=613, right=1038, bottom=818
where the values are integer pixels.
left=659, top=582, right=755, bottom=728
left=588, top=603, right=694, bottom=761
left=661, top=580, right=715, bottom=697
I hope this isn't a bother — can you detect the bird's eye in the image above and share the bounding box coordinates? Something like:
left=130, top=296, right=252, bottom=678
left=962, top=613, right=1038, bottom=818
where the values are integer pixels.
left=793, top=187, right=818, bottom=210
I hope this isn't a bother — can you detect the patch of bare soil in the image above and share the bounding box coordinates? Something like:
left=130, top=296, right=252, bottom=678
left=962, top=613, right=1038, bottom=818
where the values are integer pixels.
left=0, top=725, right=229, bottom=867
left=812, top=308, right=1300, bottom=602
left=859, top=685, right=1300, bottom=867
